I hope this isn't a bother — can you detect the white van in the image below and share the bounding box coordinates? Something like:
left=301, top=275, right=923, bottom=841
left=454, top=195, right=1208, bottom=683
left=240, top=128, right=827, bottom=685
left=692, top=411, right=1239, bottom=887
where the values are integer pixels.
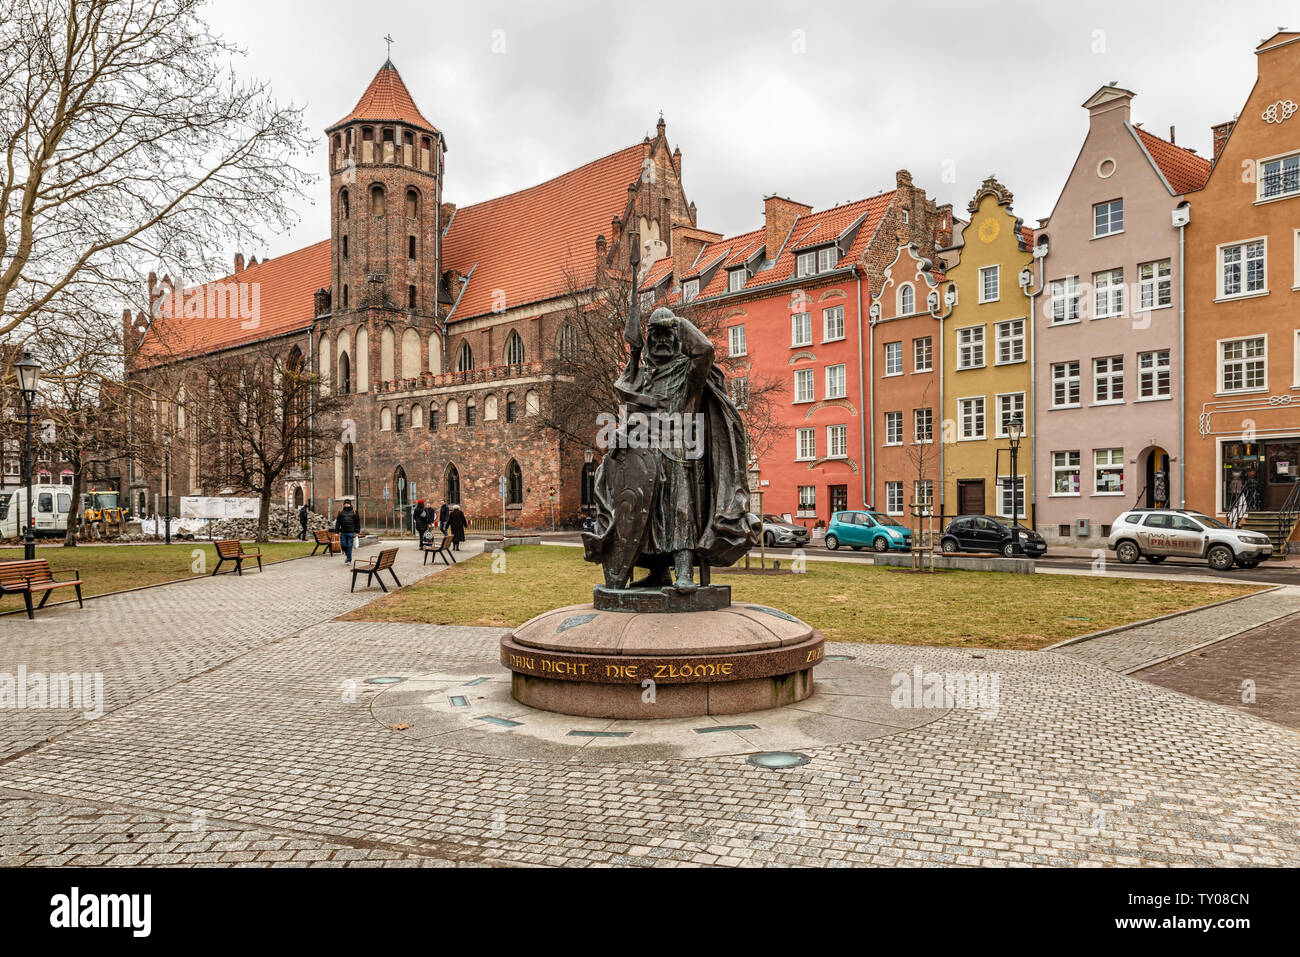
left=0, top=484, right=74, bottom=539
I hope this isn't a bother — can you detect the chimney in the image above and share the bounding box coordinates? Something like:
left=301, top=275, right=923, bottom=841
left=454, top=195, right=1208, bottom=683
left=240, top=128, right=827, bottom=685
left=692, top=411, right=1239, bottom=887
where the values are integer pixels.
left=935, top=203, right=954, bottom=249
left=670, top=225, right=722, bottom=285
left=234, top=253, right=244, bottom=273
left=763, top=195, right=812, bottom=262
left=1212, top=120, right=1236, bottom=166
left=247, top=255, right=259, bottom=268
left=1169, top=125, right=1176, bottom=144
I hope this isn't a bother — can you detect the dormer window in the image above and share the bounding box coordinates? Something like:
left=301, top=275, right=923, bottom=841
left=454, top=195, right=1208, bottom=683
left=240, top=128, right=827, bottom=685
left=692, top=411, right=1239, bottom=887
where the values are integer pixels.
left=728, top=268, right=747, bottom=293
left=818, top=246, right=838, bottom=272
left=796, top=251, right=816, bottom=278
left=682, top=279, right=699, bottom=303
left=798, top=247, right=838, bottom=277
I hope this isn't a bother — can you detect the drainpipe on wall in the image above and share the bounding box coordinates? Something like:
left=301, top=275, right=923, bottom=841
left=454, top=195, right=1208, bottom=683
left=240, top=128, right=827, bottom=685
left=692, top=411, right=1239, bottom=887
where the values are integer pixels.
left=868, top=301, right=878, bottom=509
left=855, top=270, right=867, bottom=510
left=1027, top=244, right=1046, bottom=528
left=1175, top=205, right=1188, bottom=509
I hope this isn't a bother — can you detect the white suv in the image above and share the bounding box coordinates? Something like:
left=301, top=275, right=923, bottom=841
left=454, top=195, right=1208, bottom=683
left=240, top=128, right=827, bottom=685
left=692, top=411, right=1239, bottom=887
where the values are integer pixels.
left=1107, top=509, right=1273, bottom=571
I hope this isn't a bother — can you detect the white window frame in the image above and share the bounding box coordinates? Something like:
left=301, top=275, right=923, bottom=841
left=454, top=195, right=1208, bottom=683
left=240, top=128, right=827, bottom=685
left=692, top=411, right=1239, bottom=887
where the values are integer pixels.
left=797, top=485, right=816, bottom=516
left=994, top=392, right=1025, bottom=438
left=1051, top=360, right=1081, bottom=409
left=913, top=336, right=933, bottom=372
left=793, top=368, right=815, bottom=403
left=994, top=319, right=1025, bottom=365
left=1258, top=150, right=1300, bottom=202
left=1093, top=448, right=1125, bottom=495
left=958, top=396, right=986, bottom=441
left=1052, top=450, right=1081, bottom=497
left=796, top=251, right=817, bottom=278
left=817, top=246, right=838, bottom=273
left=791, top=311, right=812, bottom=347
left=796, top=427, right=816, bottom=461
left=885, top=482, right=904, bottom=516
left=728, top=324, right=747, bottom=357
left=1092, top=267, right=1125, bottom=319
left=1217, top=335, right=1267, bottom=394
left=1093, top=199, right=1123, bottom=237
left=1295, top=330, right=1300, bottom=389
left=1138, top=349, right=1172, bottom=400
left=884, top=341, right=903, bottom=376
left=823, top=305, right=845, bottom=342
left=913, top=480, right=934, bottom=510
left=956, top=325, right=985, bottom=370
left=996, top=475, right=1026, bottom=519
left=1049, top=277, right=1081, bottom=324
left=884, top=411, right=903, bottom=446
left=898, top=283, right=915, bottom=315
left=728, top=268, right=747, bottom=293
left=1217, top=237, right=1268, bottom=300
left=827, top=424, right=848, bottom=458
left=682, top=278, right=699, bottom=303
left=825, top=363, right=847, bottom=399
left=978, top=265, right=1000, bottom=303
left=913, top=408, right=933, bottom=444
left=1138, top=260, right=1172, bottom=312
left=1093, top=355, right=1124, bottom=404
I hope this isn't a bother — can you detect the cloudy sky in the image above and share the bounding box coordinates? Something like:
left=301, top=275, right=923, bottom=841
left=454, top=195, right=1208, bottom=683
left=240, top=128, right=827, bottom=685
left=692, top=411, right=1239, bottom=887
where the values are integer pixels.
left=204, top=0, right=1294, bottom=261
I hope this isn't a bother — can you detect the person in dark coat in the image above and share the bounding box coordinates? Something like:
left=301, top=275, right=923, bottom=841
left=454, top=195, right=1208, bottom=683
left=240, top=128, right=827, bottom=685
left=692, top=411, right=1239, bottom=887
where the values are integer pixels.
left=334, top=500, right=361, bottom=563
left=298, top=503, right=310, bottom=541
left=438, top=501, right=450, bottom=532
left=448, top=505, right=468, bottom=551
left=413, top=499, right=432, bottom=541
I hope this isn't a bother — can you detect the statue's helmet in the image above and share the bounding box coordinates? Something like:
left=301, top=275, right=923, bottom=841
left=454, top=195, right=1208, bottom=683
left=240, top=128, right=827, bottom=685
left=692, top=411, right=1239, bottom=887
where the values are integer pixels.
left=646, top=307, right=680, bottom=351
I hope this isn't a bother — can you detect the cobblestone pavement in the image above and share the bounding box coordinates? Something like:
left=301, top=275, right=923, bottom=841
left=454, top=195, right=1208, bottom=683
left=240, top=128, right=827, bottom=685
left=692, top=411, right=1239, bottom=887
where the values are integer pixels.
left=1136, top=612, right=1300, bottom=730
left=1046, top=585, right=1300, bottom=674
left=1, top=585, right=1298, bottom=865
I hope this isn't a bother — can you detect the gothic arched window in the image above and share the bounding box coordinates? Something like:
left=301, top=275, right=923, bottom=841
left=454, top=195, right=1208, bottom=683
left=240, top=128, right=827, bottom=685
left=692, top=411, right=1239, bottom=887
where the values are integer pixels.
left=899, top=283, right=915, bottom=315
left=558, top=323, right=578, bottom=360
left=338, top=351, right=351, bottom=394
left=507, top=459, right=523, bottom=506
left=370, top=184, right=385, bottom=217
left=457, top=340, right=474, bottom=372
left=406, top=188, right=419, bottom=219
left=340, top=188, right=350, bottom=220
left=505, top=331, right=525, bottom=366
left=445, top=464, right=461, bottom=505
left=506, top=392, right=516, bottom=423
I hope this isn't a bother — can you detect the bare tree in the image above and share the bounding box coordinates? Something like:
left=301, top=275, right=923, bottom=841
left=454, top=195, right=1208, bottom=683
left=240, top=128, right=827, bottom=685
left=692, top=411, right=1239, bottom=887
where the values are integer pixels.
left=0, top=0, right=312, bottom=357
left=195, top=342, right=344, bottom=542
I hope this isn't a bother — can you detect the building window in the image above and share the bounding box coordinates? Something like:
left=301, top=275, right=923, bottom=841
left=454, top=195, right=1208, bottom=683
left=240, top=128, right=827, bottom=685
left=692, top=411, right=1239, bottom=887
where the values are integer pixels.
left=914, top=408, right=933, bottom=443
left=884, top=341, right=903, bottom=376
left=797, top=485, right=816, bottom=516
left=957, top=326, right=985, bottom=369
left=899, top=284, right=915, bottom=315
left=342, top=285, right=349, bottom=309
left=1051, top=361, right=1081, bottom=407
left=457, top=341, right=474, bottom=372
left=395, top=408, right=405, bottom=432
left=1220, top=336, right=1267, bottom=392
left=886, top=481, right=904, bottom=516
left=997, top=476, right=1026, bottom=520
left=408, top=285, right=416, bottom=309
left=1093, top=199, right=1123, bottom=236
left=913, top=480, right=934, bottom=509
left=1219, top=239, right=1267, bottom=297
left=1094, top=355, right=1124, bottom=403
left=995, top=319, right=1024, bottom=364
left=371, top=184, right=386, bottom=217
left=1138, top=260, right=1172, bottom=311
left=505, top=331, right=525, bottom=366
left=728, top=324, right=747, bottom=357
left=342, top=235, right=348, bottom=259
left=1094, top=448, right=1125, bottom=494
left=730, top=376, right=749, bottom=408
left=465, top=399, right=477, bottom=427
left=884, top=411, right=903, bottom=445
left=429, top=405, right=439, bottom=431
left=406, top=188, right=419, bottom=218
left=682, top=279, right=699, bottom=303
left=914, top=336, right=933, bottom=372
left=817, top=246, right=837, bottom=272
left=507, top=460, right=523, bottom=506
left=1050, top=277, right=1080, bottom=323
left=996, top=393, right=1025, bottom=438
left=1138, top=349, right=1171, bottom=398
left=408, top=235, right=416, bottom=259
left=794, top=369, right=814, bottom=403
left=796, top=428, right=816, bottom=460
left=729, top=268, right=747, bottom=292
left=791, top=312, right=812, bottom=347
left=1053, top=451, right=1081, bottom=495
left=958, top=397, right=985, bottom=440
left=558, top=324, right=578, bottom=360
left=827, top=424, right=848, bottom=458
left=979, top=265, right=999, bottom=303
left=445, top=464, right=461, bottom=505
left=825, top=363, right=846, bottom=399
left=1092, top=268, right=1125, bottom=318
left=823, top=306, right=845, bottom=342
left=796, top=251, right=816, bottom=278
left=506, top=392, right=517, bottom=422
left=1260, top=152, right=1300, bottom=200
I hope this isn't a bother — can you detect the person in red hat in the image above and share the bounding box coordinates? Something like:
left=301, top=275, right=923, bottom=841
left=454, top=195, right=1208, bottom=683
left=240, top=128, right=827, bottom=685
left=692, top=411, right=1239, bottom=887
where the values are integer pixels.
left=412, top=499, right=433, bottom=542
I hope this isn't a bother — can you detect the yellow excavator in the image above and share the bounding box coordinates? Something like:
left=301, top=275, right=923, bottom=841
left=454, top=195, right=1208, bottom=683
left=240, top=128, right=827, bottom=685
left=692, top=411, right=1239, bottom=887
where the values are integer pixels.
left=82, top=489, right=130, bottom=536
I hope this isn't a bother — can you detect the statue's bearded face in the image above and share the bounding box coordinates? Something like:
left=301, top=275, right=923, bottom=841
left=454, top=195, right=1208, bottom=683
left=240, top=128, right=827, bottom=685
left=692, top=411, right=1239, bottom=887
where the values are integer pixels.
left=647, top=325, right=678, bottom=362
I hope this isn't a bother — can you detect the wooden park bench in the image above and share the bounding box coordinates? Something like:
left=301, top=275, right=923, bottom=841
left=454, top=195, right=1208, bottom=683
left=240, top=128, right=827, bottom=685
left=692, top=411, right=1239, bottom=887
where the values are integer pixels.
left=421, top=530, right=457, bottom=566
left=0, top=559, right=83, bottom=619
left=351, top=547, right=401, bottom=592
left=212, top=539, right=262, bottom=576
left=311, top=529, right=341, bottom=556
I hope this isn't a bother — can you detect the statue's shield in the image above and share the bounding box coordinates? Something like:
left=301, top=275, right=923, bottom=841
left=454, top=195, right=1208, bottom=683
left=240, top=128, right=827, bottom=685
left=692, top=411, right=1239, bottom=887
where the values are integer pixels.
left=601, top=446, right=659, bottom=588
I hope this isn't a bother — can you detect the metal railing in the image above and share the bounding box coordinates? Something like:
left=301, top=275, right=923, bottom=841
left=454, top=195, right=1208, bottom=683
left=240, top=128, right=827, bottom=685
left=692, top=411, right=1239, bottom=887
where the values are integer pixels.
left=1276, top=482, right=1300, bottom=552
left=1227, top=492, right=1249, bottom=529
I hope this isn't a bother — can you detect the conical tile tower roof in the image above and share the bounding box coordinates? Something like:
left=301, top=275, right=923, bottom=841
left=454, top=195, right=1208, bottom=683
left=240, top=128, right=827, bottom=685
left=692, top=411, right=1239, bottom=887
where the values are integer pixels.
left=329, top=60, right=437, bottom=131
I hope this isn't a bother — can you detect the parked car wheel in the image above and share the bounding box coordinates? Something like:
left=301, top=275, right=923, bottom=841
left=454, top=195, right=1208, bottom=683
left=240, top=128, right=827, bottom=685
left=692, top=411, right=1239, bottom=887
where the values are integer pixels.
left=1207, top=545, right=1235, bottom=571
left=1115, top=540, right=1140, bottom=564
left=1236, top=557, right=1260, bottom=569
left=1001, top=541, right=1018, bottom=558
left=763, top=531, right=775, bottom=547
left=1144, top=555, right=1166, bottom=564
left=824, top=534, right=839, bottom=551
left=940, top=537, right=958, bottom=553
left=873, top=536, right=889, bottom=552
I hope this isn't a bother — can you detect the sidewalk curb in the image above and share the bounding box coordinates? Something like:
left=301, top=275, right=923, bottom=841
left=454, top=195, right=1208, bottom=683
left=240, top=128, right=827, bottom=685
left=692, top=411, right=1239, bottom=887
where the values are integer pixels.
left=1119, top=602, right=1300, bottom=675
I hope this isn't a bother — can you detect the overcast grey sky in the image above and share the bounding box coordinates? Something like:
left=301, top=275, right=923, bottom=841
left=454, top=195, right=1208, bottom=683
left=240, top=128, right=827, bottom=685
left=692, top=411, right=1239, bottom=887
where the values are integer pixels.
left=204, top=0, right=1294, bottom=262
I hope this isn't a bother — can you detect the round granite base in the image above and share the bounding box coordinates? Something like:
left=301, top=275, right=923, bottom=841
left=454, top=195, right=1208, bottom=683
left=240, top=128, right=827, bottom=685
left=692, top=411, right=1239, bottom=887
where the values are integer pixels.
left=500, top=602, right=824, bottom=719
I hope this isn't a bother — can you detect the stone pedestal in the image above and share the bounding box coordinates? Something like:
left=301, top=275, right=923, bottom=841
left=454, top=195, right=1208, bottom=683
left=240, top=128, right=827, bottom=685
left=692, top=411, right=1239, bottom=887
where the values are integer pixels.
left=500, top=587, right=823, bottom=719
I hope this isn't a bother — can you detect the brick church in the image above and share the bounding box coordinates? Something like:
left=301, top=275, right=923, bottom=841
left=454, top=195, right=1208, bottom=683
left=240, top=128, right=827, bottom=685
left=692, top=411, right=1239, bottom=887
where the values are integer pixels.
left=125, top=60, right=695, bottom=528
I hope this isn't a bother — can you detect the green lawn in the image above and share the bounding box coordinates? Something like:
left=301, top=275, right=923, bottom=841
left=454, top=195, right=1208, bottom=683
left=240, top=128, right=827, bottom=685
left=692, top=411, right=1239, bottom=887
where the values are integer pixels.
left=0, top=540, right=314, bottom=610
left=340, top=545, right=1261, bottom=651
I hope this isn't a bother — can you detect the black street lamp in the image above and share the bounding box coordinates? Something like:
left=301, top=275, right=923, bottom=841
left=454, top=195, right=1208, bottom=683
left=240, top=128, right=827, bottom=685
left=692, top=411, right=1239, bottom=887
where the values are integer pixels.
left=1007, top=416, right=1024, bottom=533
left=162, top=433, right=172, bottom=545
left=16, top=352, right=40, bottom=560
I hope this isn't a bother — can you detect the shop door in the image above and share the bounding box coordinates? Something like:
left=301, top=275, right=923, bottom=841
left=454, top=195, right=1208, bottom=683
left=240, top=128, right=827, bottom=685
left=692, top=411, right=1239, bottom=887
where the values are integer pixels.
left=1265, top=441, right=1300, bottom=508
left=958, top=480, right=984, bottom=515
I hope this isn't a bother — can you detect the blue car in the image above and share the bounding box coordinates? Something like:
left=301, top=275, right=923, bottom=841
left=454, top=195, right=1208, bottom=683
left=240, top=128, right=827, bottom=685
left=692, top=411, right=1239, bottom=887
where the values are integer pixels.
left=824, top=510, right=912, bottom=552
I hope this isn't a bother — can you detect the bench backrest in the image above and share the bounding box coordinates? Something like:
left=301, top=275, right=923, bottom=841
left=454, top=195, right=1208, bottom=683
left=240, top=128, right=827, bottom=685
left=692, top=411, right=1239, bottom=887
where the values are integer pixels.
left=313, top=529, right=332, bottom=544
left=215, top=539, right=242, bottom=558
left=0, top=559, right=54, bottom=588
left=375, top=547, right=398, bottom=570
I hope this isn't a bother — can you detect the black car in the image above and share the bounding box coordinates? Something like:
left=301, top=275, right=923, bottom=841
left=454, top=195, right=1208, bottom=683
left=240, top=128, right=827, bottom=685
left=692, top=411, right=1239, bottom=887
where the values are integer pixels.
left=940, top=515, right=1047, bottom=557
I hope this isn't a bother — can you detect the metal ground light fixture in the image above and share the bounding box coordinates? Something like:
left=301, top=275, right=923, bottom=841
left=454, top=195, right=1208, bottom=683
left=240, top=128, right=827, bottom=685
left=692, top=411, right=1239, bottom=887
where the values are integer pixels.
left=16, top=352, right=40, bottom=560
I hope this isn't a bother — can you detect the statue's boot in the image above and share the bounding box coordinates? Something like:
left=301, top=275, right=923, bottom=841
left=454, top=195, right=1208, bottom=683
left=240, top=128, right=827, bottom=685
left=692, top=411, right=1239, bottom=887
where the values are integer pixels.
left=631, top=563, right=671, bottom=588
left=673, top=550, right=698, bottom=593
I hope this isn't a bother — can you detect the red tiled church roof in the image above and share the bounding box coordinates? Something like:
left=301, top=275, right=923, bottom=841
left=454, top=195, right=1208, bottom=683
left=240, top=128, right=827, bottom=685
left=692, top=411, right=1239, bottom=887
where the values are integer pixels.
left=442, top=144, right=646, bottom=320
left=330, top=60, right=438, bottom=131
left=1134, top=127, right=1211, bottom=194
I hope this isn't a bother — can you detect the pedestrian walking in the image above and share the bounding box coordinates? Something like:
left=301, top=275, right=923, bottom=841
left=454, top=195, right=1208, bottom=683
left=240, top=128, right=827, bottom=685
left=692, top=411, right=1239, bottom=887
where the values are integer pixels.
left=438, top=501, right=450, bottom=532
left=335, top=500, right=361, bottom=564
left=448, top=504, right=468, bottom=551
left=298, top=503, right=310, bottom=541
left=413, top=499, right=432, bottom=542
